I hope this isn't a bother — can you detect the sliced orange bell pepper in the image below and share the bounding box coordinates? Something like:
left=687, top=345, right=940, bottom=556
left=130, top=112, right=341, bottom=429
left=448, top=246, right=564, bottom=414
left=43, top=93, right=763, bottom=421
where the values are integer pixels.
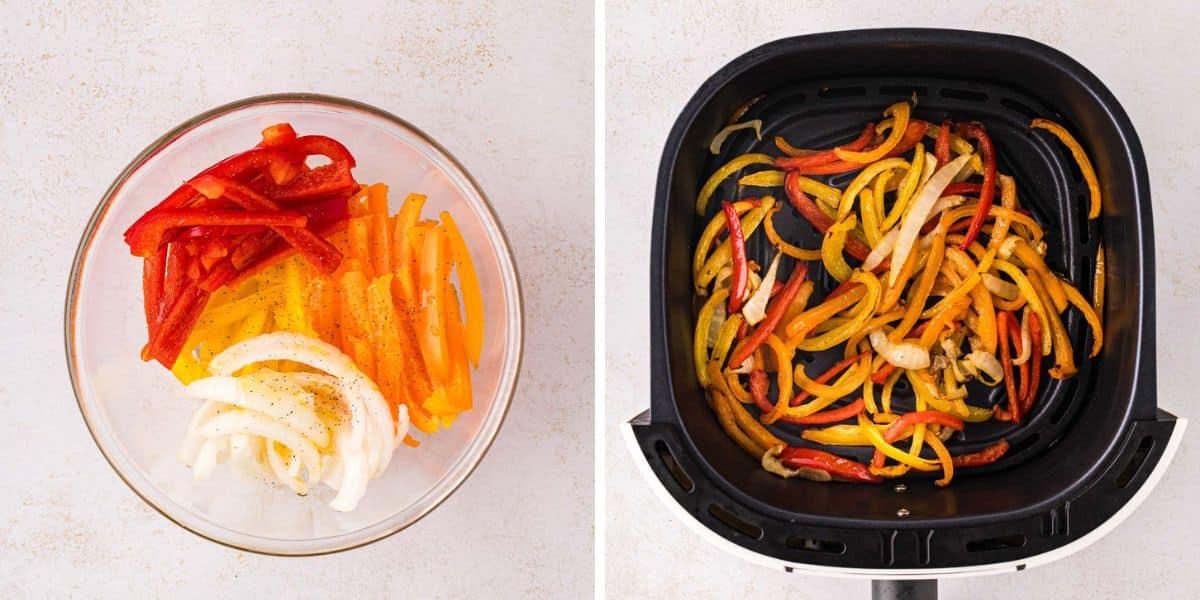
left=391, top=193, right=427, bottom=305
left=367, top=274, right=404, bottom=420
left=337, top=267, right=372, bottom=349
left=440, top=211, right=483, bottom=367
left=439, top=283, right=474, bottom=414
left=417, top=226, right=451, bottom=383
left=348, top=217, right=373, bottom=277
left=367, top=183, right=391, bottom=276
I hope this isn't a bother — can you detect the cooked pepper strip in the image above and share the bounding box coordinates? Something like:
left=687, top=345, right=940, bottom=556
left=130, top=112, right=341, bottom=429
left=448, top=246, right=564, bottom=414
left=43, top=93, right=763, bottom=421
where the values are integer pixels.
left=722, top=202, right=749, bottom=313
left=1061, top=279, right=1103, bottom=357
left=870, top=411, right=965, bottom=468
left=995, top=311, right=1022, bottom=423
left=835, top=102, right=910, bottom=163
left=783, top=172, right=872, bottom=261
left=777, top=446, right=881, bottom=483
left=934, top=119, right=952, bottom=167
left=759, top=335, right=796, bottom=425
left=924, top=431, right=955, bottom=486
left=951, top=439, right=1010, bottom=467
left=794, top=121, right=929, bottom=176
left=957, top=123, right=997, bottom=249
left=728, top=264, right=809, bottom=367
left=1031, top=119, right=1101, bottom=219
left=780, top=398, right=864, bottom=425
left=696, top=153, right=774, bottom=215
left=773, top=122, right=874, bottom=170
left=1023, top=313, right=1044, bottom=413
left=789, top=352, right=865, bottom=406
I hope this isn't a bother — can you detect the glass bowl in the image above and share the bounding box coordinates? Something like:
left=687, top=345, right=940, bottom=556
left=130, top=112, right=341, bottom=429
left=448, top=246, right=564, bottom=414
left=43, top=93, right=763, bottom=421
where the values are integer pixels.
left=65, top=94, right=523, bottom=555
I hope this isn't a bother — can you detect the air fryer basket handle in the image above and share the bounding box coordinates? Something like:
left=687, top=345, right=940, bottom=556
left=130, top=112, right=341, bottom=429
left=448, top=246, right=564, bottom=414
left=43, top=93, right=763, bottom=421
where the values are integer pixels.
left=871, top=579, right=937, bottom=600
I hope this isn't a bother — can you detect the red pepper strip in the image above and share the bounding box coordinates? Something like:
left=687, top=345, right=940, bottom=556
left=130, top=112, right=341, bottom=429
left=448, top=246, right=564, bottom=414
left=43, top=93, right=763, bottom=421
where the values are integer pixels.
left=1022, top=313, right=1043, bottom=414
left=784, top=171, right=872, bottom=261
left=957, top=123, right=997, bottom=249
left=226, top=219, right=350, bottom=289
left=146, top=285, right=210, bottom=367
left=1007, top=313, right=1029, bottom=402
left=773, top=122, right=875, bottom=170
left=748, top=369, right=771, bottom=412
left=126, top=209, right=307, bottom=257
left=935, top=119, right=952, bottom=167
left=824, top=279, right=862, bottom=301
left=790, top=352, right=867, bottom=406
left=292, top=135, right=357, bottom=168
left=736, top=319, right=750, bottom=341
left=994, top=311, right=1022, bottom=423
left=778, top=446, right=882, bottom=483
left=141, top=248, right=166, bottom=340
left=872, top=411, right=966, bottom=467
left=782, top=398, right=865, bottom=425
left=159, top=246, right=188, bottom=317
left=293, top=193, right=352, bottom=225
left=259, top=123, right=297, bottom=148
left=729, top=264, right=810, bottom=367
left=198, top=260, right=238, bottom=292
left=250, top=160, right=358, bottom=203
left=951, top=439, right=1009, bottom=467
left=174, top=224, right=268, bottom=239
left=722, top=202, right=749, bottom=313
left=190, top=175, right=343, bottom=273
left=230, top=231, right=280, bottom=270
left=792, top=121, right=930, bottom=176
left=870, top=363, right=896, bottom=385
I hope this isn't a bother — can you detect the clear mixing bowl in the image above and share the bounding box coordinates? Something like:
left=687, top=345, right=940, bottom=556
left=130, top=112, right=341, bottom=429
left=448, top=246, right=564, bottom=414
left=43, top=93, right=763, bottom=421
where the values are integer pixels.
left=65, top=94, right=523, bottom=555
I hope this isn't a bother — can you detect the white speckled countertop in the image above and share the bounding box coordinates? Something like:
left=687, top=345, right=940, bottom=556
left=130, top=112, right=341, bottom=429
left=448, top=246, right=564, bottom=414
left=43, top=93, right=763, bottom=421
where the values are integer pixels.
left=0, top=2, right=592, bottom=597
left=606, top=1, right=1197, bottom=598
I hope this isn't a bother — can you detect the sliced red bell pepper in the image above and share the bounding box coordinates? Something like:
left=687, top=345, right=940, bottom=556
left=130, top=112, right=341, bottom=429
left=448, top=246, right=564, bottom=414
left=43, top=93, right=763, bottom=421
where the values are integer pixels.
left=146, top=285, right=210, bottom=367
left=782, top=398, right=865, bottom=425
left=935, top=119, right=952, bottom=167
left=748, top=368, right=770, bottom=409
left=141, top=247, right=167, bottom=339
left=871, top=410, right=966, bottom=468
left=994, top=311, right=1022, bottom=423
left=229, top=231, right=280, bottom=270
left=790, top=121, right=929, bottom=176
left=259, top=123, right=297, bottom=148
left=957, top=122, right=997, bottom=249
left=790, top=352, right=866, bottom=406
left=951, top=439, right=1009, bottom=467
left=773, top=122, right=875, bottom=170
left=292, top=135, right=357, bottom=168
left=1022, top=313, right=1043, bottom=414
left=190, top=174, right=343, bottom=273
left=784, top=171, right=872, bottom=261
left=778, top=446, right=881, bottom=483
left=722, top=201, right=749, bottom=314
left=728, top=264, right=809, bottom=367
left=293, top=193, right=352, bottom=225
left=125, top=209, right=307, bottom=257
left=250, top=160, right=358, bottom=203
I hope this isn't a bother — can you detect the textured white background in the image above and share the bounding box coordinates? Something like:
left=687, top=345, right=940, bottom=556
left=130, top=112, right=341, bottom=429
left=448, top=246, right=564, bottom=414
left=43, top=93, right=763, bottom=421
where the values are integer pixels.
left=606, top=2, right=1198, bottom=599
left=0, top=2, right=593, bottom=598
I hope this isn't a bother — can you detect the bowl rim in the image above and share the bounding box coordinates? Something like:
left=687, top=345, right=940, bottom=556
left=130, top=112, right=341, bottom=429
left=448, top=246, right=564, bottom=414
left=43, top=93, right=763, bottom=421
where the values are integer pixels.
left=64, top=92, right=524, bottom=556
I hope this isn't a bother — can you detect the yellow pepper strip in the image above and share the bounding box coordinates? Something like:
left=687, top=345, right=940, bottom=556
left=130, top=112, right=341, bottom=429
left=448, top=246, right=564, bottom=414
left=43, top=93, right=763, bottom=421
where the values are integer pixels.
left=711, top=312, right=744, bottom=367
left=801, top=423, right=896, bottom=446
left=775, top=136, right=816, bottom=156
left=891, top=224, right=947, bottom=341
left=708, top=363, right=785, bottom=451
left=837, top=101, right=910, bottom=163
left=964, top=405, right=994, bottom=422
left=1060, top=278, right=1102, bottom=357
left=837, top=158, right=909, bottom=221
left=784, top=283, right=867, bottom=341
left=1031, top=119, right=1102, bottom=219
left=696, top=153, right=775, bottom=215
left=694, top=288, right=731, bottom=386
left=694, top=200, right=759, bottom=289
left=710, top=388, right=764, bottom=457
left=862, top=374, right=878, bottom=415
left=881, top=143, right=925, bottom=231
left=796, top=271, right=881, bottom=351
left=738, top=170, right=785, bottom=188
left=282, top=257, right=313, bottom=337
left=919, top=296, right=972, bottom=350
left=943, top=205, right=1045, bottom=243
left=1010, top=239, right=1067, bottom=312
left=861, top=188, right=883, bottom=247
left=759, top=335, right=796, bottom=425
left=881, top=368, right=902, bottom=414
left=821, top=215, right=859, bottom=283
left=1026, top=267, right=1077, bottom=378
left=924, top=430, right=954, bottom=486
left=910, top=370, right=969, bottom=419
left=441, top=211, right=484, bottom=367
left=698, top=198, right=776, bottom=291
left=993, top=259, right=1053, bottom=355
left=858, top=412, right=940, bottom=471
left=789, top=356, right=871, bottom=416
left=763, top=208, right=822, bottom=261
left=987, top=175, right=1018, bottom=251
left=774, top=280, right=815, bottom=339
left=795, top=176, right=843, bottom=206
left=920, top=271, right=982, bottom=320
left=725, top=371, right=751, bottom=403
left=967, top=272, right=998, bottom=353
left=1033, top=269, right=1068, bottom=314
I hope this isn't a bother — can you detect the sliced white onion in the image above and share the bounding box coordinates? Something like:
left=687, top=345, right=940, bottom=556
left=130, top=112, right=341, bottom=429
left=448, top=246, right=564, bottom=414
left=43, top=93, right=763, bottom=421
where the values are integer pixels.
left=869, top=329, right=930, bottom=370
left=967, top=351, right=1004, bottom=384
left=1012, top=310, right=1033, bottom=366
left=706, top=302, right=726, bottom=347
left=710, top=119, right=763, bottom=154
left=889, top=155, right=971, bottom=286
left=742, top=252, right=781, bottom=325
left=983, top=273, right=1020, bottom=300
left=761, top=446, right=800, bottom=478
left=862, top=228, right=899, bottom=272
left=729, top=355, right=756, bottom=374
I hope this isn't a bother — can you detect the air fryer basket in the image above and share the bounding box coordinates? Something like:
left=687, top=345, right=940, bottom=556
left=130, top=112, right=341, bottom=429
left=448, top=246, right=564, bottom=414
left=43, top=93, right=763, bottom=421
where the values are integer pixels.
left=628, top=29, right=1183, bottom=574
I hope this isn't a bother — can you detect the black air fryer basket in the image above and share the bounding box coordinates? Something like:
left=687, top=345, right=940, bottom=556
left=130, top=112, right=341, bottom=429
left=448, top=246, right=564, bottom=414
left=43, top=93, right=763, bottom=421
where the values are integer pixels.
left=626, top=29, right=1184, bottom=590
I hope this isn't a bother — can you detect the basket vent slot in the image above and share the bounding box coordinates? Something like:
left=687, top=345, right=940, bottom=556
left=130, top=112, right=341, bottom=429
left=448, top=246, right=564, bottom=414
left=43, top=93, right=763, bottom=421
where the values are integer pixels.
left=880, top=530, right=897, bottom=565
left=1050, top=378, right=1079, bottom=425
left=1077, top=191, right=1093, bottom=243
left=654, top=440, right=694, bottom=493
left=880, top=85, right=927, bottom=97
left=939, top=87, right=989, bottom=102
left=708, top=504, right=763, bottom=540
left=785, top=535, right=846, bottom=555
left=965, top=533, right=1026, bottom=552
left=917, top=530, right=933, bottom=565
left=1115, top=435, right=1155, bottom=489
left=817, top=85, right=867, bottom=99
left=1041, top=503, right=1071, bottom=536
left=1000, top=97, right=1039, bottom=120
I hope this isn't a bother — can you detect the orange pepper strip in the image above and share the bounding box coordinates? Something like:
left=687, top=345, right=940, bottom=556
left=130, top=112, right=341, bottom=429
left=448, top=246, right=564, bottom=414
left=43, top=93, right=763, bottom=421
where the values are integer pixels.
left=367, top=183, right=392, bottom=276
left=367, top=273, right=404, bottom=420
left=784, top=284, right=867, bottom=341
left=349, top=217, right=373, bottom=277
left=391, top=193, right=427, bottom=304
left=441, top=211, right=484, bottom=367
left=438, top=282, right=474, bottom=413
left=417, top=226, right=451, bottom=384
left=337, top=266, right=371, bottom=348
